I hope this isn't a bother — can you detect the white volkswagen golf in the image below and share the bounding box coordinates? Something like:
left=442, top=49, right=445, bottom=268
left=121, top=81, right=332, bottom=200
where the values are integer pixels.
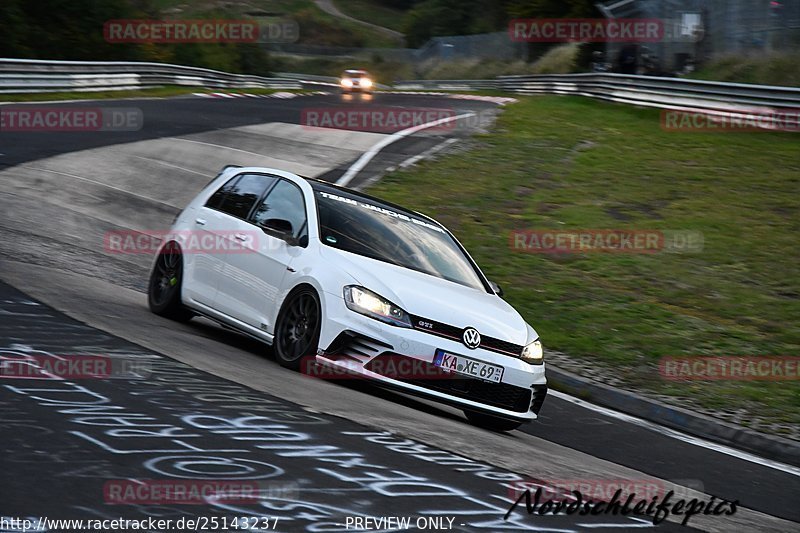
left=148, top=166, right=547, bottom=431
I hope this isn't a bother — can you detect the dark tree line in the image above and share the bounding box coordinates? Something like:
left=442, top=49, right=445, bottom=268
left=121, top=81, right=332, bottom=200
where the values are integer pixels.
left=387, top=0, right=599, bottom=47
left=0, top=0, right=271, bottom=74
left=0, top=0, right=601, bottom=69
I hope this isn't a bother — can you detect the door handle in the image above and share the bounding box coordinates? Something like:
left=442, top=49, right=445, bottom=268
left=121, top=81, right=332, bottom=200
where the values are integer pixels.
left=195, top=218, right=207, bottom=226
left=234, top=234, right=248, bottom=241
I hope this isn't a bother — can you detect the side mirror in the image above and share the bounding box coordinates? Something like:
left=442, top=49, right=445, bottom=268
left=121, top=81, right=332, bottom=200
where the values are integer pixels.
left=260, top=218, right=295, bottom=244
left=489, top=280, right=504, bottom=297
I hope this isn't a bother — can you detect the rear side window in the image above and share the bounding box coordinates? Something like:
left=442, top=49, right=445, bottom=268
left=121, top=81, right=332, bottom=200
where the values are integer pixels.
left=205, top=176, right=236, bottom=209
left=206, top=174, right=277, bottom=219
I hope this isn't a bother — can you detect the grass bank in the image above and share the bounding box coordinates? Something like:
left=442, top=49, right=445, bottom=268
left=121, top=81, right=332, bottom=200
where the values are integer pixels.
left=691, top=52, right=800, bottom=87
left=332, top=0, right=407, bottom=33
left=369, top=95, right=800, bottom=434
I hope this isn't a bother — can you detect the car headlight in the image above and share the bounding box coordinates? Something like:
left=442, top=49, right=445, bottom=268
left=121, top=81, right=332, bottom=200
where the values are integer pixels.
left=340, top=78, right=353, bottom=87
left=343, top=286, right=411, bottom=328
left=360, top=78, right=373, bottom=88
left=520, top=339, right=543, bottom=364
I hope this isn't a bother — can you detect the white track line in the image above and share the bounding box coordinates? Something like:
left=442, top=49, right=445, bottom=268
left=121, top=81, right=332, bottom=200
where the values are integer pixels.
left=17, top=166, right=178, bottom=208
left=170, top=137, right=270, bottom=158
left=336, top=113, right=475, bottom=187
left=398, top=138, right=458, bottom=169
left=354, top=138, right=459, bottom=191
left=116, top=153, right=211, bottom=178
left=549, top=389, right=800, bottom=476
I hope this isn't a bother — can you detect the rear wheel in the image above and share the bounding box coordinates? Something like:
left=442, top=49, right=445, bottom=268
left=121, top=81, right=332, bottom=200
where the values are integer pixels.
left=464, top=410, right=524, bottom=432
left=148, top=242, right=193, bottom=322
left=274, top=287, right=321, bottom=371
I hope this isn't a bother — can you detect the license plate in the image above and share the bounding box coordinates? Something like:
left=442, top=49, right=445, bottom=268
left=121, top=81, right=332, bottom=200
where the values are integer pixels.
left=433, top=349, right=504, bottom=383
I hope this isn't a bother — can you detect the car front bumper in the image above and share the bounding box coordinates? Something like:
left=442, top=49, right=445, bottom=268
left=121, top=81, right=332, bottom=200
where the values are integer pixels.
left=341, top=83, right=371, bottom=92
left=316, top=293, right=547, bottom=422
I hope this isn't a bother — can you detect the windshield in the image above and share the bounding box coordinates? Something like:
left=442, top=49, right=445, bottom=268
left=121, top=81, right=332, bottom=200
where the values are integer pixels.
left=314, top=188, right=486, bottom=291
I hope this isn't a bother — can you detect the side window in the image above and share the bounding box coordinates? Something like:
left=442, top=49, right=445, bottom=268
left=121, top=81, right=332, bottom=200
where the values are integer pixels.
left=205, top=175, right=237, bottom=210
left=209, top=174, right=277, bottom=219
left=251, top=179, right=307, bottom=239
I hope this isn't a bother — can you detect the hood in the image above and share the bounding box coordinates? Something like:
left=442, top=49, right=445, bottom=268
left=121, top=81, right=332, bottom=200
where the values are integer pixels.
left=320, top=246, right=532, bottom=345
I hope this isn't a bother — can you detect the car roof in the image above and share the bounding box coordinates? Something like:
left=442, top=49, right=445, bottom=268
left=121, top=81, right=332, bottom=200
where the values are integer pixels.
left=304, top=176, right=442, bottom=228
left=214, top=165, right=439, bottom=228
left=343, top=69, right=368, bottom=75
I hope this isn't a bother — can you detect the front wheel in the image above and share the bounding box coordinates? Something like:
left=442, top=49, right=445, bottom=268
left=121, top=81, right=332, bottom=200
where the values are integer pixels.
left=148, top=241, right=193, bottom=322
left=274, top=287, right=321, bottom=371
left=464, top=410, right=524, bottom=432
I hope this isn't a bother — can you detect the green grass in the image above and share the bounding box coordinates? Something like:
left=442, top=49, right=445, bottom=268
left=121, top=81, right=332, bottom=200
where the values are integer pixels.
left=369, top=95, right=800, bottom=431
left=332, top=0, right=407, bottom=33
left=415, top=45, right=580, bottom=80
left=691, top=52, right=800, bottom=87
left=0, top=86, right=284, bottom=102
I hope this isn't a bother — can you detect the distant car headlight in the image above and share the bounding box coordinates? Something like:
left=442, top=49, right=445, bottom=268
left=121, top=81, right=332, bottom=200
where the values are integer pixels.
left=343, top=286, right=412, bottom=328
left=360, top=78, right=373, bottom=88
left=341, top=78, right=353, bottom=88
left=520, top=339, right=543, bottom=364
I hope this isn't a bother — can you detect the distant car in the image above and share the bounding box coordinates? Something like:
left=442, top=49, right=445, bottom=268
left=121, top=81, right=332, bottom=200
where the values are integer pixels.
left=340, top=69, right=374, bottom=93
left=148, top=166, right=547, bottom=431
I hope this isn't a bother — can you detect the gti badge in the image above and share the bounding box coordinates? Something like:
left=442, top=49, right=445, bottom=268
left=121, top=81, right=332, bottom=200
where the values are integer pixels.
left=462, top=327, right=481, bottom=349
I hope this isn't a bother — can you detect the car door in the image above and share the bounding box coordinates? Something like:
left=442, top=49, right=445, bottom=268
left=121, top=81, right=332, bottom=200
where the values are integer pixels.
left=186, top=172, right=277, bottom=313
left=181, top=173, right=244, bottom=308
left=214, top=177, right=308, bottom=333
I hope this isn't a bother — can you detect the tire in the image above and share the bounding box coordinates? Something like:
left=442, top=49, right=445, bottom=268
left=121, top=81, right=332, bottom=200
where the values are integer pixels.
left=464, top=410, right=524, bottom=432
left=148, top=241, right=194, bottom=322
left=273, top=287, right=321, bottom=371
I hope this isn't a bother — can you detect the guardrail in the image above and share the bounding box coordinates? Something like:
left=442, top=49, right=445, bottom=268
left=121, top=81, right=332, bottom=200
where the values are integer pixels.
left=275, top=72, right=339, bottom=83
left=499, top=73, right=800, bottom=112
left=397, top=73, right=800, bottom=116
left=394, top=79, right=500, bottom=91
left=275, top=72, right=392, bottom=91
left=0, top=58, right=301, bottom=93
left=3, top=59, right=799, bottom=118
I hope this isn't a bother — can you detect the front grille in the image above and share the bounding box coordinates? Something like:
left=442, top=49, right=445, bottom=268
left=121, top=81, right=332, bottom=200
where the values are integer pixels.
left=366, top=353, right=532, bottom=413
left=409, top=315, right=524, bottom=357
left=483, top=337, right=525, bottom=356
